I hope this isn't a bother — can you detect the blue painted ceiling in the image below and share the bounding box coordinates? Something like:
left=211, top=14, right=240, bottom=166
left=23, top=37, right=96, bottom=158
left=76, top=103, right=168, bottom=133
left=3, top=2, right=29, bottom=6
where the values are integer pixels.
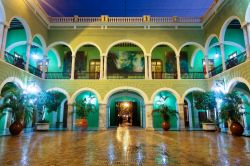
left=37, top=0, right=214, bottom=17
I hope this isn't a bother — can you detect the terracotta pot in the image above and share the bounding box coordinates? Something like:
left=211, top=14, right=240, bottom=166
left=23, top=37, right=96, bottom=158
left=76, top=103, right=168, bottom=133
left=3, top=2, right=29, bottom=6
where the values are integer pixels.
left=76, top=118, right=88, bottom=129
left=230, top=121, right=244, bottom=136
left=162, top=121, right=170, bottom=131
left=9, top=121, right=23, bottom=136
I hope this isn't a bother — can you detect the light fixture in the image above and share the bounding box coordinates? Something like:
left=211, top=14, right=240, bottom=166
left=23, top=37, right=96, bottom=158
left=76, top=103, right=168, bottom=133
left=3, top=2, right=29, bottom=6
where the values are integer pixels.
left=213, top=79, right=225, bottom=93
left=24, top=80, right=40, bottom=94
left=214, top=45, right=219, bottom=59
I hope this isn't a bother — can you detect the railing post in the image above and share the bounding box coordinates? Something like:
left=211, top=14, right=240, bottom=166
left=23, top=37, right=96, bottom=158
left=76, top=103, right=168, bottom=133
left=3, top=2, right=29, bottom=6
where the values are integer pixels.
left=219, top=42, right=226, bottom=71
left=242, top=22, right=250, bottom=59
left=176, top=54, right=181, bottom=79
left=70, top=54, right=76, bottom=80
left=25, top=41, right=32, bottom=71
left=0, top=22, right=9, bottom=60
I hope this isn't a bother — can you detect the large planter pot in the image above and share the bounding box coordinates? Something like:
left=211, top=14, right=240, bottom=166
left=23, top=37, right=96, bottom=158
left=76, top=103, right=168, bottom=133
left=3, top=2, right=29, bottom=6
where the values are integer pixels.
left=202, top=123, right=216, bottom=131
left=36, top=123, right=49, bottom=131
left=76, top=118, right=88, bottom=129
left=9, top=121, right=23, bottom=136
left=230, top=121, right=244, bottom=136
left=162, top=121, right=170, bottom=131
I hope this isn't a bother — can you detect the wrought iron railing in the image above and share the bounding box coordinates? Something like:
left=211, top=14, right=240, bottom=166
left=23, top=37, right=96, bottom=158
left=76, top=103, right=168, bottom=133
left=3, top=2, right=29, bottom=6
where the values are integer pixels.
left=181, top=72, right=205, bottom=79
left=45, top=72, right=71, bottom=79
left=28, top=65, right=43, bottom=78
left=75, top=72, right=100, bottom=79
left=107, top=72, right=145, bottom=79
left=225, top=51, right=247, bottom=70
left=208, top=64, right=223, bottom=77
left=152, top=72, right=177, bottom=79
left=4, top=51, right=26, bottom=70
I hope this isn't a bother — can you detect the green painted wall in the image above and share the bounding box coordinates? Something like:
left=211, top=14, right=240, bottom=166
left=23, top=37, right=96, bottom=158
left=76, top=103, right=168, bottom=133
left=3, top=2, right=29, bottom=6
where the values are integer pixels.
left=77, top=46, right=100, bottom=71
left=153, top=91, right=178, bottom=130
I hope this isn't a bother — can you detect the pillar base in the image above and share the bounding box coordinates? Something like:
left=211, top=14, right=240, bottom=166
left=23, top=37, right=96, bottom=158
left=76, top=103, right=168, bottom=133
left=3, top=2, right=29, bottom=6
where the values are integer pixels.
left=145, top=127, right=154, bottom=131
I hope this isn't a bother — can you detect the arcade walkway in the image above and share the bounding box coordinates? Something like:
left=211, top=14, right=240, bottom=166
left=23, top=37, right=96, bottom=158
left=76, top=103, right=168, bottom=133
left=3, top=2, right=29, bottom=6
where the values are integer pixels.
left=0, top=128, right=250, bottom=165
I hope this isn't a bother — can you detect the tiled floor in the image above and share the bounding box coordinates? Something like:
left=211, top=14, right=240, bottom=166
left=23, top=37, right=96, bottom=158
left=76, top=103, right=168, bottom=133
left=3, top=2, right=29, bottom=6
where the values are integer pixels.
left=0, top=127, right=250, bottom=166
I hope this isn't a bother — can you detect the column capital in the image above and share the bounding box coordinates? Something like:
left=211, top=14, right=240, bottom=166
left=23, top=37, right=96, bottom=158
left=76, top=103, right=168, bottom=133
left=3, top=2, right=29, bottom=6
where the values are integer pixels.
left=27, top=42, right=32, bottom=46
left=145, top=103, right=153, bottom=106
left=241, top=21, right=249, bottom=28
left=178, top=103, right=185, bottom=106
left=1, top=22, right=10, bottom=28
left=101, top=53, right=107, bottom=57
left=145, top=54, right=151, bottom=57
left=176, top=54, right=180, bottom=58
left=72, top=55, right=76, bottom=58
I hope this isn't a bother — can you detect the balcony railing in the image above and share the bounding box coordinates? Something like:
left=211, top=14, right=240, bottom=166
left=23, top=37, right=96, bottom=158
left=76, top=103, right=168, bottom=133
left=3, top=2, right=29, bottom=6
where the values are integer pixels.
left=107, top=72, right=145, bottom=79
left=4, top=51, right=25, bottom=70
left=28, top=65, right=42, bottom=78
left=152, top=72, right=177, bottom=79
left=48, top=16, right=201, bottom=24
left=226, top=51, right=247, bottom=70
left=208, top=65, right=223, bottom=77
left=45, top=72, right=71, bottom=79
left=75, top=72, right=100, bottom=79
left=181, top=72, right=205, bottom=79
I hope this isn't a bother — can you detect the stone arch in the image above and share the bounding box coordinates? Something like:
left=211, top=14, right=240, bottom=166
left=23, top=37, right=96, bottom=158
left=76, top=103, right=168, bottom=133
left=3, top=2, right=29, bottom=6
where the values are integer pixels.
left=181, top=87, right=206, bottom=103
left=219, top=16, right=243, bottom=43
left=150, top=88, right=181, bottom=104
left=226, top=77, right=250, bottom=93
left=32, top=34, right=47, bottom=52
left=8, top=16, right=32, bottom=42
left=70, top=88, right=102, bottom=104
left=47, top=41, right=74, bottom=55
left=246, top=3, right=250, bottom=22
left=178, top=42, right=206, bottom=56
left=103, top=86, right=149, bottom=104
left=49, top=48, right=62, bottom=68
left=46, top=87, right=71, bottom=103
left=149, top=42, right=178, bottom=57
left=0, top=77, right=24, bottom=93
left=205, top=34, right=219, bottom=54
left=75, top=42, right=103, bottom=56
left=105, top=39, right=147, bottom=56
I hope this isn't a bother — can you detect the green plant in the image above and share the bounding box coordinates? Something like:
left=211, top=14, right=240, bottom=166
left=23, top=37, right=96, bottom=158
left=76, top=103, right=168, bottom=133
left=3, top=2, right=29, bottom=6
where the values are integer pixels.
left=152, top=105, right=178, bottom=122
left=74, top=97, right=96, bottom=119
left=0, top=88, right=35, bottom=124
left=219, top=91, right=245, bottom=122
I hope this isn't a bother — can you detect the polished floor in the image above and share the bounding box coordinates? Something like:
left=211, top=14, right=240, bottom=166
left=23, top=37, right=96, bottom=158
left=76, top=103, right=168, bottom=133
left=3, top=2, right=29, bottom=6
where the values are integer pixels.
left=0, top=127, right=250, bottom=166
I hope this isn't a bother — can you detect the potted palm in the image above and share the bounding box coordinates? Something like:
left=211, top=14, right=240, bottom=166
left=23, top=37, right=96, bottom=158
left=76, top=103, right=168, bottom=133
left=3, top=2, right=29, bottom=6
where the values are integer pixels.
left=193, top=91, right=219, bottom=131
left=74, top=96, right=96, bottom=129
left=219, top=92, right=245, bottom=136
left=35, top=91, right=61, bottom=131
left=152, top=105, right=178, bottom=131
left=0, top=88, right=34, bottom=135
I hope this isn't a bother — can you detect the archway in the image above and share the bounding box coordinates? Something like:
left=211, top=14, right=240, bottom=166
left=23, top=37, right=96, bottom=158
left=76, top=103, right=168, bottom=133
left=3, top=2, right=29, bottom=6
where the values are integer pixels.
left=75, top=44, right=101, bottom=79
left=5, top=17, right=30, bottom=70
left=178, top=43, right=206, bottom=79
left=222, top=18, right=246, bottom=69
left=206, top=36, right=223, bottom=76
left=107, top=90, right=145, bottom=128
left=46, top=43, right=72, bottom=79
left=0, top=82, right=21, bottom=131
left=72, top=90, right=99, bottom=130
left=228, top=81, right=250, bottom=131
left=151, top=44, right=177, bottom=79
left=152, top=90, right=178, bottom=130
left=107, top=42, right=145, bottom=79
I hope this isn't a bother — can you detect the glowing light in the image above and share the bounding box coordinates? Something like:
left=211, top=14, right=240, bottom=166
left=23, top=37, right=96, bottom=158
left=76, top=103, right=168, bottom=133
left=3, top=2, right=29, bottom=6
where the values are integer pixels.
left=123, top=102, right=130, bottom=108
left=215, top=53, right=219, bottom=58
left=32, top=54, right=41, bottom=60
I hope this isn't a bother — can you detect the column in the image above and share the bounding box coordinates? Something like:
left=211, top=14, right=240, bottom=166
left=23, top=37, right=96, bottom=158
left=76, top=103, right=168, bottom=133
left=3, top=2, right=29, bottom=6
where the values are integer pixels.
left=103, top=54, right=107, bottom=79
left=145, top=103, right=154, bottom=131
left=204, top=54, right=210, bottom=78
left=100, top=55, right=104, bottom=79
left=176, top=55, right=181, bottom=79
left=70, top=54, right=76, bottom=80
left=0, top=23, right=9, bottom=60
left=247, top=23, right=250, bottom=58
left=67, top=103, right=74, bottom=130
left=178, top=103, right=185, bottom=130
left=242, top=24, right=250, bottom=59
left=0, top=22, right=4, bottom=53
left=25, top=41, right=32, bottom=71
left=99, top=103, right=107, bottom=130
left=144, top=55, right=148, bottom=79
left=148, top=55, right=152, bottom=79
left=41, top=55, right=47, bottom=79
left=219, top=42, right=226, bottom=71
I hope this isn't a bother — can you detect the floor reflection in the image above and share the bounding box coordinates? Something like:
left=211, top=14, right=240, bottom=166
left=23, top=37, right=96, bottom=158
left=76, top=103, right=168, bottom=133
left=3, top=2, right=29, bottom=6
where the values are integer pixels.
left=0, top=128, right=250, bottom=165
